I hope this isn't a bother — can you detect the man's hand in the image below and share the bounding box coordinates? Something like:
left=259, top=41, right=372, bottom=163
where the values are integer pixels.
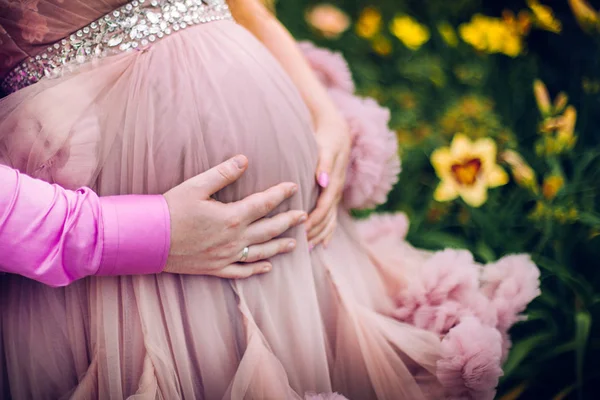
left=163, top=155, right=305, bottom=279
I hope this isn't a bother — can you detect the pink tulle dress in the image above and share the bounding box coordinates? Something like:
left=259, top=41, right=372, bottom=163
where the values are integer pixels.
left=0, top=1, right=540, bottom=399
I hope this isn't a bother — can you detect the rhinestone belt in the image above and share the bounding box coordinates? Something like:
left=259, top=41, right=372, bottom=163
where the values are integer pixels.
left=1, top=0, right=232, bottom=94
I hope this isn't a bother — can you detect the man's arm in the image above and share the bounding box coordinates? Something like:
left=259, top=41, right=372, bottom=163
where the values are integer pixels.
left=1, top=155, right=307, bottom=287
left=0, top=165, right=169, bottom=287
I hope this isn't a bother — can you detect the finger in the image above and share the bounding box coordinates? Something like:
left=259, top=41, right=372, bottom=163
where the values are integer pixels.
left=306, top=181, right=340, bottom=234
left=214, top=261, right=273, bottom=279
left=184, top=155, right=248, bottom=198
left=310, top=209, right=337, bottom=248
left=308, top=206, right=336, bottom=243
left=307, top=202, right=333, bottom=241
left=245, top=211, right=307, bottom=244
left=235, top=182, right=298, bottom=223
left=307, top=152, right=346, bottom=231
left=316, top=145, right=337, bottom=189
left=236, top=238, right=296, bottom=264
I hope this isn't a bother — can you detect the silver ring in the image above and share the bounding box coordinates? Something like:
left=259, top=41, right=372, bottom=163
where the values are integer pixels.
left=239, top=246, right=250, bottom=262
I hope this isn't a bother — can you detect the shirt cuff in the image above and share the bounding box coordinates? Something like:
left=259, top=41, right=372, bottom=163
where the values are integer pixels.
left=97, top=195, right=171, bottom=276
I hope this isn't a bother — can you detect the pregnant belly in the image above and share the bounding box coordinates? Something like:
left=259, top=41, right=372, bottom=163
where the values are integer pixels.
left=142, top=22, right=320, bottom=207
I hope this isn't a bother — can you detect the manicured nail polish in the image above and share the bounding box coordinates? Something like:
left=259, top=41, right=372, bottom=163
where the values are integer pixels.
left=298, top=214, right=307, bottom=224
left=317, top=172, right=329, bottom=188
left=263, top=265, right=272, bottom=273
left=309, top=243, right=315, bottom=251
left=288, top=241, right=296, bottom=251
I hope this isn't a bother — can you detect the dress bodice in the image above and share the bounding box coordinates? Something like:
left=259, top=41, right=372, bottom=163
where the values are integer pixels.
left=0, top=1, right=130, bottom=80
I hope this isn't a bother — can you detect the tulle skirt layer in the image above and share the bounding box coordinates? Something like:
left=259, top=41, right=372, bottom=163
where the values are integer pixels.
left=0, top=21, right=443, bottom=399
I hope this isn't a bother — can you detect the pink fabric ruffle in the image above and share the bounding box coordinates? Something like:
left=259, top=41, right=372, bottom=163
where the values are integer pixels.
left=436, top=317, right=503, bottom=400
left=356, top=212, right=541, bottom=399
left=480, top=255, right=541, bottom=332
left=299, top=42, right=400, bottom=210
left=298, top=41, right=354, bottom=93
left=354, top=212, right=409, bottom=243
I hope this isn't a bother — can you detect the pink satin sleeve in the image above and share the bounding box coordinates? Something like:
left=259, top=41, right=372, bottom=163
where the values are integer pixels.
left=0, top=165, right=170, bottom=286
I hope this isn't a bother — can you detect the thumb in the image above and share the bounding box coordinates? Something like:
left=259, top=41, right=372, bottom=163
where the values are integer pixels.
left=181, top=155, right=248, bottom=198
left=316, top=148, right=335, bottom=189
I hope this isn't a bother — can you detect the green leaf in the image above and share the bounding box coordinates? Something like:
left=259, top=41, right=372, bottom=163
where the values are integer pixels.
left=575, top=311, right=592, bottom=399
left=537, top=341, right=576, bottom=363
left=475, top=241, right=496, bottom=263
left=578, top=212, right=600, bottom=228
left=535, top=257, right=594, bottom=302
left=502, top=333, right=552, bottom=380
left=537, top=291, right=559, bottom=308
left=417, top=231, right=471, bottom=249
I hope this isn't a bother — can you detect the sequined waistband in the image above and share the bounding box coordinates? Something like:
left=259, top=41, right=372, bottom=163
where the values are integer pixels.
left=1, top=0, right=232, bottom=94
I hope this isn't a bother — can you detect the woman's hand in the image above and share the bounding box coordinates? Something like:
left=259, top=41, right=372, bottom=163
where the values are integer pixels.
left=229, top=0, right=352, bottom=248
left=306, top=113, right=351, bottom=248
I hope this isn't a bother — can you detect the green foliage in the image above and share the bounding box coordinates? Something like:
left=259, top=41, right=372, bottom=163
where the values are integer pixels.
left=278, top=0, right=600, bottom=398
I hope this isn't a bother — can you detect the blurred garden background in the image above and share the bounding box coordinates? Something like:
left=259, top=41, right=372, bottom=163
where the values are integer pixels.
left=274, top=0, right=600, bottom=398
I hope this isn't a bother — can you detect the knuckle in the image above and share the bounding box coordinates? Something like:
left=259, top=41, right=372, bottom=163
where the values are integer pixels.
left=262, top=199, right=276, bottom=214
left=267, top=225, right=281, bottom=238
left=217, top=163, right=236, bottom=182
left=205, top=245, right=221, bottom=258
left=226, top=214, right=242, bottom=229
left=224, top=241, right=239, bottom=254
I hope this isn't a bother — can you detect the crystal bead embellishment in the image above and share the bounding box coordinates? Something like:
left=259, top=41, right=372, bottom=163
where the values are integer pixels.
left=1, top=0, right=232, bottom=94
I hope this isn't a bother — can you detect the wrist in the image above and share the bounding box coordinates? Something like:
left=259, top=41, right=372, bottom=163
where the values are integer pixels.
left=312, top=103, right=344, bottom=128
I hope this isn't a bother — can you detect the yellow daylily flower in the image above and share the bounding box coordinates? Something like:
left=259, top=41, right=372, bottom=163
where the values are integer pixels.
left=527, top=0, right=562, bottom=33
left=390, top=15, right=430, bottom=50
left=502, top=34, right=523, bottom=57
left=568, top=0, right=600, bottom=33
left=458, top=14, right=524, bottom=57
left=356, top=7, right=382, bottom=39
left=431, top=134, right=509, bottom=207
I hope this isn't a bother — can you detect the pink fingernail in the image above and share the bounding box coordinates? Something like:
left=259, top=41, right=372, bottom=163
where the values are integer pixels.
left=317, top=172, right=329, bottom=188
left=309, top=244, right=314, bottom=251
left=298, top=214, right=307, bottom=224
